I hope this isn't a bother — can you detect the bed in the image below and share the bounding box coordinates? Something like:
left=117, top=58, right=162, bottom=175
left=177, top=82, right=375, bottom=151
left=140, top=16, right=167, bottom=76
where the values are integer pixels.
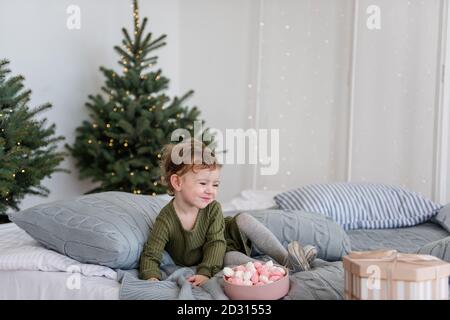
left=0, top=222, right=121, bottom=300
left=0, top=190, right=449, bottom=300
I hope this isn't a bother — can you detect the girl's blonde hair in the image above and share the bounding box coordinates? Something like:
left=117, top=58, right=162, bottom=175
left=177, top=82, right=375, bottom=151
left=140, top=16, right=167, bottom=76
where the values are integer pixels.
left=159, top=138, right=221, bottom=196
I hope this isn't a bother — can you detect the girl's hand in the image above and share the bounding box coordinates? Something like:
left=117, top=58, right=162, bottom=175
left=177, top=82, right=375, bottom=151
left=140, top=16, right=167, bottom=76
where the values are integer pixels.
left=187, top=274, right=209, bottom=286
left=148, top=277, right=159, bottom=281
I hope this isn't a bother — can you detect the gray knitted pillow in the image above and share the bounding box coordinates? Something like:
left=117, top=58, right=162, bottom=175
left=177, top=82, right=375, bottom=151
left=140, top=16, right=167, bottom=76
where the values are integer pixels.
left=244, top=209, right=351, bottom=261
left=8, top=192, right=170, bottom=269
left=416, top=237, right=450, bottom=263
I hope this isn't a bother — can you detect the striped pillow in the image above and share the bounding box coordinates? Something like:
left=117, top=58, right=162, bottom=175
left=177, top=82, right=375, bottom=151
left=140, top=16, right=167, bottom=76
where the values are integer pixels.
left=274, top=182, right=443, bottom=230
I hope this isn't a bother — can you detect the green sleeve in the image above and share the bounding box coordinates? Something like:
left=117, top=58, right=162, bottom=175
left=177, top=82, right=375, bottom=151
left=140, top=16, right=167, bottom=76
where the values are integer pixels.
left=139, top=216, right=170, bottom=280
left=196, top=202, right=227, bottom=278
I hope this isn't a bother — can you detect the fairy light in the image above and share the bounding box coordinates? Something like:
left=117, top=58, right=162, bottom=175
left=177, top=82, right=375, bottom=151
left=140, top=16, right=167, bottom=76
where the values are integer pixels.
left=145, top=166, right=149, bottom=170
left=92, top=123, right=98, bottom=128
left=88, top=139, right=92, bottom=144
left=21, top=169, right=25, bottom=173
left=133, top=0, right=140, bottom=33
left=106, top=123, right=111, bottom=128
left=130, top=172, right=134, bottom=176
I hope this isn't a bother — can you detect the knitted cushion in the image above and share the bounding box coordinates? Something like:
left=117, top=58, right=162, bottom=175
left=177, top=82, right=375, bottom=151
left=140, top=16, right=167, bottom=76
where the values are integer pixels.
left=8, top=192, right=170, bottom=269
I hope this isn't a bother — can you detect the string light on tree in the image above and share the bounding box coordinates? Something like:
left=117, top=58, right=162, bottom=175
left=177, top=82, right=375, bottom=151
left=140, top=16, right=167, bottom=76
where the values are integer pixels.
left=2, top=59, right=67, bottom=212
left=66, top=0, right=213, bottom=196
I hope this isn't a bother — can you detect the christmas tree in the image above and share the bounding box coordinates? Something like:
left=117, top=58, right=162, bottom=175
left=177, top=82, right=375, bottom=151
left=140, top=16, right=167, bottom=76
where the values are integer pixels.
left=67, top=0, right=214, bottom=195
left=0, top=59, right=67, bottom=215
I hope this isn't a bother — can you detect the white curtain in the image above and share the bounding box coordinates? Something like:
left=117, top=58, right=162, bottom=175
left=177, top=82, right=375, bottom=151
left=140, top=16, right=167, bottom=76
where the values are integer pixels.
left=254, top=0, right=442, bottom=200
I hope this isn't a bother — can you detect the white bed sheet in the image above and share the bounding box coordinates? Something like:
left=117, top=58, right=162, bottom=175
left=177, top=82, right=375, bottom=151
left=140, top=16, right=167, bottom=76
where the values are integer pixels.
left=0, top=270, right=119, bottom=300
left=221, top=189, right=280, bottom=212
left=0, top=222, right=120, bottom=300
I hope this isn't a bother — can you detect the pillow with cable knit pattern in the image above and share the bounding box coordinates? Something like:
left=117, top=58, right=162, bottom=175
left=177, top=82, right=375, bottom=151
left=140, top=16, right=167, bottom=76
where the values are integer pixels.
left=8, top=192, right=171, bottom=269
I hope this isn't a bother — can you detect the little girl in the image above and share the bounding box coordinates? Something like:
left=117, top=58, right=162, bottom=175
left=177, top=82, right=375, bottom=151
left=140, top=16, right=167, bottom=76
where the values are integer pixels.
left=139, top=139, right=317, bottom=286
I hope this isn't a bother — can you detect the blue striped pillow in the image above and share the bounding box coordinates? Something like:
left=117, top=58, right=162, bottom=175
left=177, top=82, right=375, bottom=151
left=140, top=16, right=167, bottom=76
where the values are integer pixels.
left=274, top=182, right=443, bottom=230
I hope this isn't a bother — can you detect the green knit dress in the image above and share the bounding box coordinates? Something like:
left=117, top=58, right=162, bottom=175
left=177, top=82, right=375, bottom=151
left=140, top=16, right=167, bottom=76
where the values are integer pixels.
left=139, top=199, right=251, bottom=280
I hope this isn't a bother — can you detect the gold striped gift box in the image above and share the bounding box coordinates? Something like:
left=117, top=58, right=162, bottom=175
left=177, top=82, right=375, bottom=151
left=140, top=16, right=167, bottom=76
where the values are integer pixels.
left=343, top=249, right=450, bottom=300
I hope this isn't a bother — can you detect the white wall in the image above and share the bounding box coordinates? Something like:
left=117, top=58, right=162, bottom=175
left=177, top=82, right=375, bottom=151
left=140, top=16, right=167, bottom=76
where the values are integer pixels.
left=178, top=0, right=259, bottom=202
left=0, top=0, right=181, bottom=210
left=351, top=0, right=441, bottom=198
left=255, top=0, right=354, bottom=191
left=1, top=0, right=449, bottom=211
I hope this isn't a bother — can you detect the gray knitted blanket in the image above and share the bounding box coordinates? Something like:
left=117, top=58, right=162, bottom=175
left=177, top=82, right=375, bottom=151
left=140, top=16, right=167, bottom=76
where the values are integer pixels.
left=118, top=207, right=450, bottom=300
left=118, top=208, right=349, bottom=300
left=118, top=258, right=344, bottom=300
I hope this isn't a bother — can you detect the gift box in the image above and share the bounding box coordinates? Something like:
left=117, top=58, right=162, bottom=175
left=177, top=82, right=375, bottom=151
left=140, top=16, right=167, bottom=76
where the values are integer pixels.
left=343, top=249, right=450, bottom=300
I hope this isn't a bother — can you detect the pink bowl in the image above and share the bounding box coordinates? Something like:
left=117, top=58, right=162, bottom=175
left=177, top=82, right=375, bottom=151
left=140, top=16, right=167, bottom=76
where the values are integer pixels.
left=223, top=265, right=290, bottom=300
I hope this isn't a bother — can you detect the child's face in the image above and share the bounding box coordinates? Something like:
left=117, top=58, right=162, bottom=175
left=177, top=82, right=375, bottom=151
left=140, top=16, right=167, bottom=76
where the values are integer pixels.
left=172, top=167, right=221, bottom=209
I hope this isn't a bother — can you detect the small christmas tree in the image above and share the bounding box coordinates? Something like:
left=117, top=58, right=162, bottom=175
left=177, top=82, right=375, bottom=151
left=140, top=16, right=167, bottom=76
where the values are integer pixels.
left=67, top=0, right=214, bottom=195
left=0, top=59, right=67, bottom=215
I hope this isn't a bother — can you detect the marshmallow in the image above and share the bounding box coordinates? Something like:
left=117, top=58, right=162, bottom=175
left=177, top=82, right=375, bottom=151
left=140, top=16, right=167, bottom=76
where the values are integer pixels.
left=223, top=260, right=285, bottom=286
left=271, top=271, right=284, bottom=277
left=250, top=272, right=259, bottom=284
left=276, top=267, right=286, bottom=275
left=243, top=280, right=253, bottom=286
left=223, top=267, right=234, bottom=277
left=243, top=271, right=252, bottom=281
left=234, top=270, right=244, bottom=280
left=235, top=265, right=246, bottom=272
left=245, top=262, right=254, bottom=270
left=230, top=278, right=244, bottom=285
left=269, top=275, right=282, bottom=282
